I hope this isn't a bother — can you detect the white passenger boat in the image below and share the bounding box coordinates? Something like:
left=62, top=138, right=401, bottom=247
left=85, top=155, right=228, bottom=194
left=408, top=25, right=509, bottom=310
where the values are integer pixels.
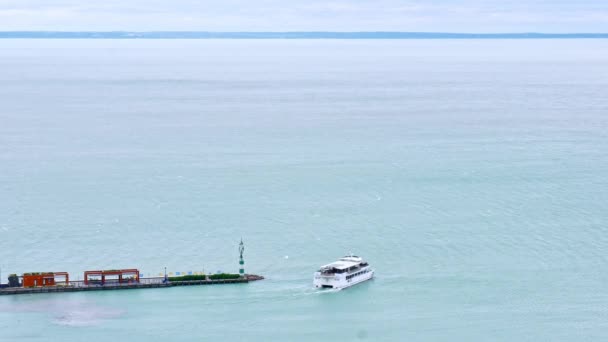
left=313, top=255, right=374, bottom=290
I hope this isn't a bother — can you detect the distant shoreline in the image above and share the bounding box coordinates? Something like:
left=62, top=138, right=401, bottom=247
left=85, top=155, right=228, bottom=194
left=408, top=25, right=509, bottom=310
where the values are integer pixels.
left=1, top=32, right=607, bottom=39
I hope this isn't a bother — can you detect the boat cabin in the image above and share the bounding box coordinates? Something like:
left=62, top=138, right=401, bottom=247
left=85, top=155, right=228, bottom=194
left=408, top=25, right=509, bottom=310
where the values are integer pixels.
left=318, top=256, right=368, bottom=275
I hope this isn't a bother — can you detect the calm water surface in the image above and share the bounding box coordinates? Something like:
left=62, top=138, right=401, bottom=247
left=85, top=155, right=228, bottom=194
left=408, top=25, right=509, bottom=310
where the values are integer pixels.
left=1, top=39, right=608, bottom=341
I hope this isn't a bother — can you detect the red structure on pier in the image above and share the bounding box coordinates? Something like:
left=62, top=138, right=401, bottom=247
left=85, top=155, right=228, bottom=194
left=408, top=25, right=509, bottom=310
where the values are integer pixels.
left=22, top=272, right=69, bottom=287
left=83, top=269, right=140, bottom=285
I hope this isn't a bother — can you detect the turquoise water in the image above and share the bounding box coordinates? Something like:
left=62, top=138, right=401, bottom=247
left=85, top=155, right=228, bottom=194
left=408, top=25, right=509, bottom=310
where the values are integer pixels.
left=1, top=39, right=608, bottom=341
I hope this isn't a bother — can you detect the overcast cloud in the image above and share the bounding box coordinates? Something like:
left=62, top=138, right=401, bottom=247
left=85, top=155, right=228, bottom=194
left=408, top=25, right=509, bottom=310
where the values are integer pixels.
left=0, top=0, right=606, bottom=32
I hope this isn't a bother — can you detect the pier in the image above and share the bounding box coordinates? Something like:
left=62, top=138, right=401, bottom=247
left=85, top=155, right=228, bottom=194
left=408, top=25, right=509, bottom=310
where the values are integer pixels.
left=0, top=239, right=264, bottom=296
left=0, top=274, right=264, bottom=296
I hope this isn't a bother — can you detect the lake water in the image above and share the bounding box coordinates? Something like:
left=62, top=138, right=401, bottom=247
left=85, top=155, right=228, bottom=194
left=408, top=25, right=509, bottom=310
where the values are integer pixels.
left=1, top=39, right=607, bottom=341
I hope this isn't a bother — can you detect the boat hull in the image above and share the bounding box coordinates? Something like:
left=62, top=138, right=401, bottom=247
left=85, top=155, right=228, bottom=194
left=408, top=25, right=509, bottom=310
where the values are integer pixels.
left=313, top=269, right=374, bottom=290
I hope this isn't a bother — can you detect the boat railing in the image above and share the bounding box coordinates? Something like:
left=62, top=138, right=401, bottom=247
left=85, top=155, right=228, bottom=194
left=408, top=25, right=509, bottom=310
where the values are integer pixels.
left=319, top=273, right=336, bottom=277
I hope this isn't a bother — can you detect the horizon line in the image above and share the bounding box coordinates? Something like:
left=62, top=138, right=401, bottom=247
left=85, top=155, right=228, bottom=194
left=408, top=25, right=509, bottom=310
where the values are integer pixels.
left=1, top=31, right=607, bottom=39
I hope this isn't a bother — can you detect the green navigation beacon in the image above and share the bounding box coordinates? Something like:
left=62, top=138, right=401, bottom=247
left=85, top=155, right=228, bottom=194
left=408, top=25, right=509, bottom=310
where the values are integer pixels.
left=239, top=239, right=245, bottom=277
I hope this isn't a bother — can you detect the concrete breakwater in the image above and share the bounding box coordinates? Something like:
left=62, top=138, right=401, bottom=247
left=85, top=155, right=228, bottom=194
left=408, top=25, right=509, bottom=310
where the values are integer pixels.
left=0, top=274, right=264, bottom=296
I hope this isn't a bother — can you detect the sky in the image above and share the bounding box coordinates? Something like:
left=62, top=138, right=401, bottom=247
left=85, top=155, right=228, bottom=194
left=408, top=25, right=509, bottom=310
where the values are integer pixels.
left=0, top=0, right=606, bottom=32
